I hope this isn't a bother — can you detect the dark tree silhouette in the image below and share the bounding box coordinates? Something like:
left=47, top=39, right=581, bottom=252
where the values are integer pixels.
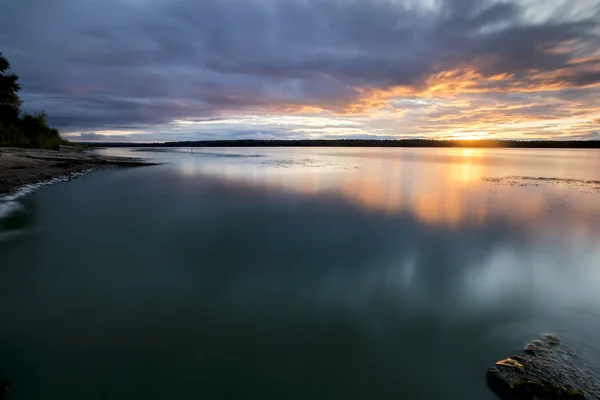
left=0, top=52, right=22, bottom=124
left=0, top=52, right=66, bottom=149
left=95, top=139, right=600, bottom=149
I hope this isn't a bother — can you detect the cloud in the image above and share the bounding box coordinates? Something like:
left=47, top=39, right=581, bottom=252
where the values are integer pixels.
left=76, top=133, right=124, bottom=142
left=1, top=0, right=599, bottom=139
left=560, top=131, right=600, bottom=140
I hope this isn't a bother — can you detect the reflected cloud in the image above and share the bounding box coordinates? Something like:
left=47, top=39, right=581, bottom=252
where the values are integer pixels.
left=3, top=146, right=600, bottom=399
left=159, top=147, right=600, bottom=235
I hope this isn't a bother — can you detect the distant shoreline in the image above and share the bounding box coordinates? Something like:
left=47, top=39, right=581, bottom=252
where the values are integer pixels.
left=82, top=139, right=600, bottom=149
left=0, top=147, right=158, bottom=196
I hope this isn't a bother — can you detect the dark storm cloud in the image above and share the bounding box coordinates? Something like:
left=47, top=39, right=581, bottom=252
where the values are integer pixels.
left=0, top=0, right=599, bottom=133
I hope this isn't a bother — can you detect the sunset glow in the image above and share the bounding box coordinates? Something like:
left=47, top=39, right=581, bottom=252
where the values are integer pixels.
left=1, top=0, right=599, bottom=142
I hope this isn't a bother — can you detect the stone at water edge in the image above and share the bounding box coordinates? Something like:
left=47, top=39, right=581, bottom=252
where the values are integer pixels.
left=0, top=377, right=9, bottom=400
left=486, top=334, right=599, bottom=399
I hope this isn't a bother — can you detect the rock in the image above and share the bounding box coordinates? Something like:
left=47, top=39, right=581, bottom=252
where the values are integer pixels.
left=487, top=335, right=600, bottom=399
left=0, top=377, right=9, bottom=400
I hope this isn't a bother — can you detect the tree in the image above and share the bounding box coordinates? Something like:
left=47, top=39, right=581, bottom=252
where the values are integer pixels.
left=0, top=52, right=66, bottom=149
left=0, top=52, right=65, bottom=149
left=0, top=52, right=22, bottom=124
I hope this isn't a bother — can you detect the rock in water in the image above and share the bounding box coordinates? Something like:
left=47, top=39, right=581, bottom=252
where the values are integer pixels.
left=487, top=335, right=600, bottom=399
left=0, top=377, right=9, bottom=400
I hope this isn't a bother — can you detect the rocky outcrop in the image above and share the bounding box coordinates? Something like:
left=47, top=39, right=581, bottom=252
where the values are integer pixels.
left=487, top=335, right=600, bottom=399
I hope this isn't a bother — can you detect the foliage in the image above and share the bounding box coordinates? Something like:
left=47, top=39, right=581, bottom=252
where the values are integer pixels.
left=0, top=52, right=67, bottom=149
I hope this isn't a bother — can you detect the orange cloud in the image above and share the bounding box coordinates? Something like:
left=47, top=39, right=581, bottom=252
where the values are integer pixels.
left=341, top=86, right=412, bottom=115
left=567, top=56, right=600, bottom=65
left=337, top=60, right=600, bottom=116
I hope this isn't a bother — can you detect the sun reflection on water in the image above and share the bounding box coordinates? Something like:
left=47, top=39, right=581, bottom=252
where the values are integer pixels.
left=135, top=147, right=600, bottom=234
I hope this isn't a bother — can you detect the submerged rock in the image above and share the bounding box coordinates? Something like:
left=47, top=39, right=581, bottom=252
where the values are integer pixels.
left=0, top=377, right=9, bottom=400
left=487, top=335, right=600, bottom=399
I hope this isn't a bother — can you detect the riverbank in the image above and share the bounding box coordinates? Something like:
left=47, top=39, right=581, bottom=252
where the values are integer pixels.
left=0, top=147, right=158, bottom=195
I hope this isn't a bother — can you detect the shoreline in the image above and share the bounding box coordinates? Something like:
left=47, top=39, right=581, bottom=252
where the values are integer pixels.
left=0, top=147, right=158, bottom=196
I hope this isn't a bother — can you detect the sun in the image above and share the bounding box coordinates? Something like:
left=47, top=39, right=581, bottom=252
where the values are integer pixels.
left=451, top=131, right=491, bottom=140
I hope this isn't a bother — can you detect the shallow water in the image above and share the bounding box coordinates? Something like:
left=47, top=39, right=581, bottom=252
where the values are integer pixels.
left=1, top=147, right=600, bottom=399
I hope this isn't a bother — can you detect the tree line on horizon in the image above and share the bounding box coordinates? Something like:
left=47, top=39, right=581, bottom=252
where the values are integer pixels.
left=0, top=52, right=67, bottom=149
left=93, top=139, right=600, bottom=149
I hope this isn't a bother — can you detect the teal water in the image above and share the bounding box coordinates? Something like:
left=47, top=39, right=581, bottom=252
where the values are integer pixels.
left=1, top=147, right=600, bottom=399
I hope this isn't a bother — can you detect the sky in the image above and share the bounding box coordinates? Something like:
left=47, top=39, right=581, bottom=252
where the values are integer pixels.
left=1, top=0, right=600, bottom=142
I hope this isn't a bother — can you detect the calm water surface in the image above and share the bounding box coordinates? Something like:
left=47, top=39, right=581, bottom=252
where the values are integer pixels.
left=1, top=147, right=600, bottom=399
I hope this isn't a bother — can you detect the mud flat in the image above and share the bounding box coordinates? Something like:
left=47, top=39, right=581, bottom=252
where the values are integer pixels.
left=0, top=147, right=158, bottom=195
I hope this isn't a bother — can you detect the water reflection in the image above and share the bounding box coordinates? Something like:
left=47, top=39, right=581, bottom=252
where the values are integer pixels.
left=0, top=147, right=597, bottom=399
left=116, top=147, right=600, bottom=234
left=0, top=198, right=36, bottom=242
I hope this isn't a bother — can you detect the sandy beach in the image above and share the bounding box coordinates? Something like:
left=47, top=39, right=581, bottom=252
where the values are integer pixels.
left=0, top=147, right=156, bottom=195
